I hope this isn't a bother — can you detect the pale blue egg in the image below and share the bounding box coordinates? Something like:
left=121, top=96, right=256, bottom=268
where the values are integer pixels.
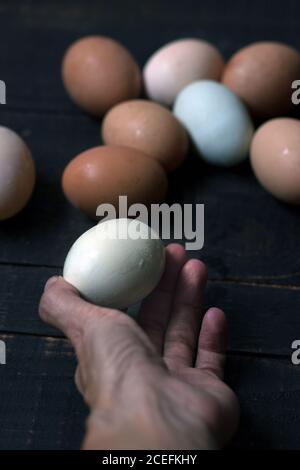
left=173, top=80, right=254, bottom=166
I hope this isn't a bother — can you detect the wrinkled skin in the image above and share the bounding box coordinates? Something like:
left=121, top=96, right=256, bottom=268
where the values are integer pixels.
left=39, top=244, right=239, bottom=449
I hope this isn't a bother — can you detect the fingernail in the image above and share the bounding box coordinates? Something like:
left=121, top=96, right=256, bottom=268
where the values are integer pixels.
left=44, top=276, right=59, bottom=292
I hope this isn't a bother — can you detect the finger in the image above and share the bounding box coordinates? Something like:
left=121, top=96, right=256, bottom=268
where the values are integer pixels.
left=164, top=259, right=207, bottom=368
left=39, top=276, right=108, bottom=346
left=138, top=243, right=187, bottom=354
left=196, top=307, right=227, bottom=380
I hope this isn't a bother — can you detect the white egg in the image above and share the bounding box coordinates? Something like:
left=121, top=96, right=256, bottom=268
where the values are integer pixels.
left=63, top=218, right=165, bottom=309
left=173, top=80, right=254, bottom=166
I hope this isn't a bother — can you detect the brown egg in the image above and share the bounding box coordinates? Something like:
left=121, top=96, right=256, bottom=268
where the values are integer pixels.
left=222, top=42, right=300, bottom=120
left=102, top=100, right=189, bottom=172
left=62, top=36, right=142, bottom=116
left=0, top=126, right=35, bottom=220
left=250, top=118, right=300, bottom=204
left=62, top=145, right=168, bottom=218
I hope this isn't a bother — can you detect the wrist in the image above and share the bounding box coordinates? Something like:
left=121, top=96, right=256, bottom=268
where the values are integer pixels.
left=82, top=373, right=217, bottom=450
left=82, top=374, right=169, bottom=450
left=83, top=408, right=162, bottom=450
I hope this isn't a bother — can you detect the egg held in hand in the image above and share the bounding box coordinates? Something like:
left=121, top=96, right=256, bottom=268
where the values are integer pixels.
left=63, top=218, right=165, bottom=309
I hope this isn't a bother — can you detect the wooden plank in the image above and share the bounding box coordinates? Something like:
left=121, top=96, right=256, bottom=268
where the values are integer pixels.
left=205, top=280, right=300, bottom=355
left=0, top=333, right=87, bottom=450
left=0, top=332, right=299, bottom=449
left=170, top=157, right=300, bottom=286
left=226, top=355, right=300, bottom=450
left=0, top=111, right=299, bottom=284
left=0, top=111, right=98, bottom=266
left=0, top=0, right=298, bottom=453
left=0, top=264, right=59, bottom=338
left=0, top=264, right=299, bottom=356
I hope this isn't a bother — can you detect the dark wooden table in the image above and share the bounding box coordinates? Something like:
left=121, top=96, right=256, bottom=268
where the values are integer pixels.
left=0, top=0, right=299, bottom=450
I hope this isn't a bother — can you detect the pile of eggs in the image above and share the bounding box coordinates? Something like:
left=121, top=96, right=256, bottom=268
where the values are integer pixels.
left=0, top=36, right=299, bottom=309
left=61, top=35, right=300, bottom=210
left=1, top=36, right=300, bottom=222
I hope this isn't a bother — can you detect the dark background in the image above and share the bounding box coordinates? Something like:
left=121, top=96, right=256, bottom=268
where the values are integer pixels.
left=0, top=0, right=300, bottom=450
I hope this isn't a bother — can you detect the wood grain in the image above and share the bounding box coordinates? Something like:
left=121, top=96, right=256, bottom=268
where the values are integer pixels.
left=0, top=333, right=87, bottom=450
left=227, top=354, right=300, bottom=450
left=0, top=112, right=299, bottom=285
left=0, top=264, right=299, bottom=356
left=0, top=0, right=299, bottom=450
left=0, top=333, right=299, bottom=450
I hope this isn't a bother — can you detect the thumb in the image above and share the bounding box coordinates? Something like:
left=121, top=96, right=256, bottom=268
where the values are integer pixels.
left=39, top=276, right=108, bottom=345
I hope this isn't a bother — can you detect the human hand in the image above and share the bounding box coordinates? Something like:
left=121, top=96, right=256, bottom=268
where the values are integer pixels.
left=39, top=244, right=239, bottom=449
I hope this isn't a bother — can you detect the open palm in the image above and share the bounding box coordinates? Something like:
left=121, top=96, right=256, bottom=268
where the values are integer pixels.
left=39, top=244, right=239, bottom=449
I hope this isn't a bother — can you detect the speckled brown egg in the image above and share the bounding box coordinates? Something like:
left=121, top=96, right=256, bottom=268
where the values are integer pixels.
left=62, top=36, right=142, bottom=116
left=222, top=42, right=300, bottom=120
left=62, top=145, right=168, bottom=218
left=101, top=100, right=189, bottom=172
left=0, top=126, right=35, bottom=220
left=250, top=118, right=300, bottom=203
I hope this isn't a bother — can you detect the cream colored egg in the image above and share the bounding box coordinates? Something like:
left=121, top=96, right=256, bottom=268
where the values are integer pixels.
left=0, top=126, right=35, bottom=220
left=143, top=38, right=224, bottom=106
